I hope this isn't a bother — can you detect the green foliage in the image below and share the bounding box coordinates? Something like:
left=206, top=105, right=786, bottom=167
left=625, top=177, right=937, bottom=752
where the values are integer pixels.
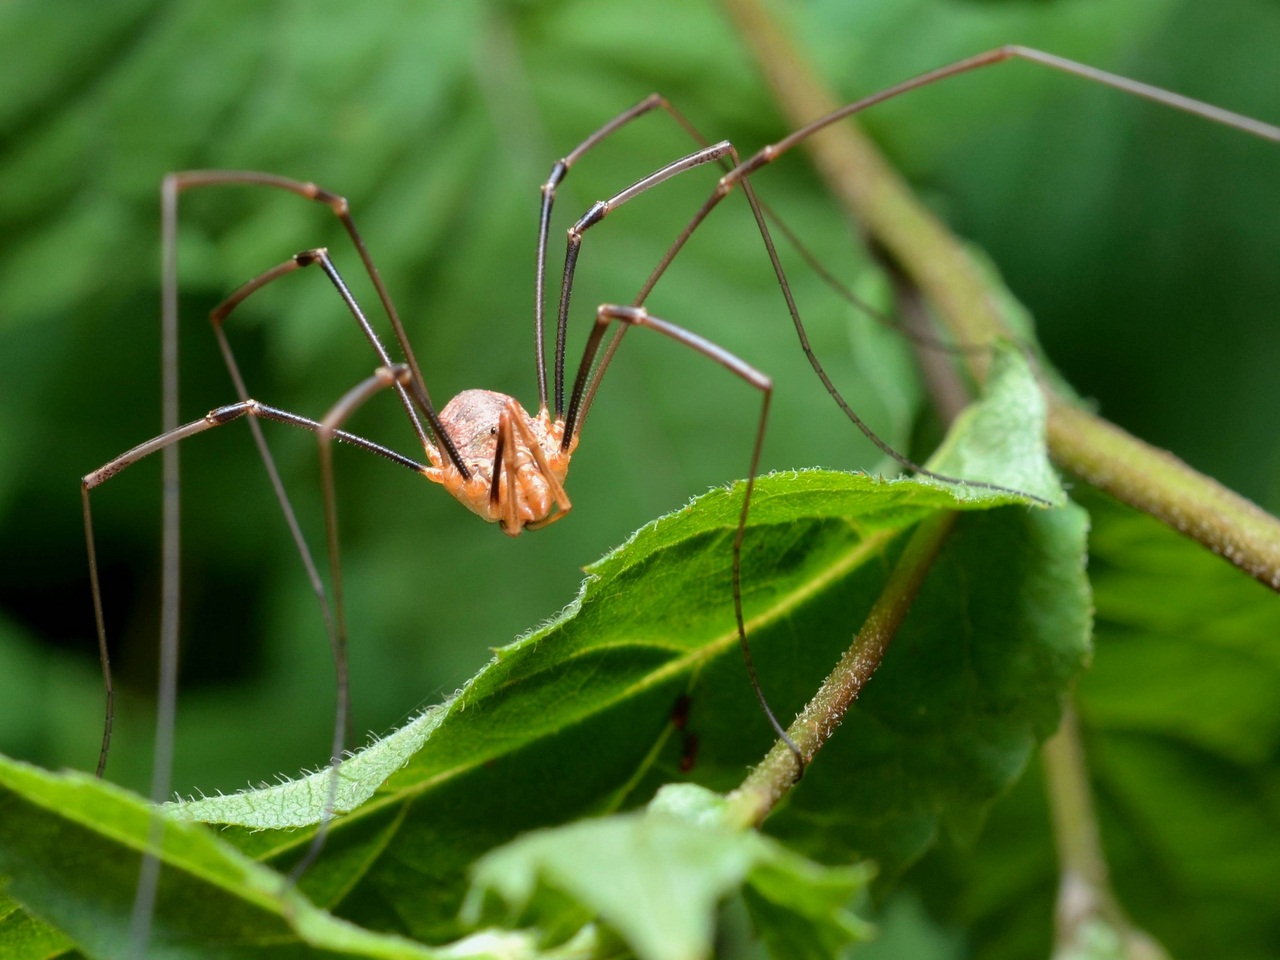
left=1, top=0, right=1278, bottom=957
left=901, top=489, right=1280, bottom=960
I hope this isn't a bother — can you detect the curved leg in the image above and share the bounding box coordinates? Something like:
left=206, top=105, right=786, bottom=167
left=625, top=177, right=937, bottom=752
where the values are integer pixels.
left=569, top=303, right=802, bottom=769
left=85, top=389, right=427, bottom=773
left=536, top=95, right=947, bottom=424
left=90, top=367, right=422, bottom=950
left=549, top=140, right=737, bottom=418
left=210, top=250, right=444, bottom=456
left=535, top=94, right=719, bottom=412
left=134, top=171, right=469, bottom=952
left=289, top=363, right=415, bottom=881
left=163, top=172, right=458, bottom=453
left=611, top=48, right=1280, bottom=503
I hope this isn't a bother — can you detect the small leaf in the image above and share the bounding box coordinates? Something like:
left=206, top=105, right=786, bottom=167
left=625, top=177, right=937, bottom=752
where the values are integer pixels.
left=741, top=848, right=874, bottom=960
left=465, top=784, right=872, bottom=960
left=926, top=340, right=1065, bottom=507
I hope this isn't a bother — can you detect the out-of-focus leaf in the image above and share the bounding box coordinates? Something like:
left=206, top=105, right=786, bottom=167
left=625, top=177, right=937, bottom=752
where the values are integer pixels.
left=741, top=847, right=874, bottom=960
left=906, top=490, right=1280, bottom=960
left=0, top=890, right=73, bottom=960
left=847, top=893, right=961, bottom=960
left=466, top=784, right=871, bottom=960
left=1079, top=493, right=1280, bottom=958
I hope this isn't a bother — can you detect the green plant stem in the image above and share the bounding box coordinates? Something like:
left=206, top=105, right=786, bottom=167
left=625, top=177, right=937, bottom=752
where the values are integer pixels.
left=1042, top=707, right=1172, bottom=960
left=727, top=511, right=956, bottom=828
left=1041, top=705, right=1116, bottom=919
left=718, top=0, right=1280, bottom=593
left=1048, top=405, right=1280, bottom=589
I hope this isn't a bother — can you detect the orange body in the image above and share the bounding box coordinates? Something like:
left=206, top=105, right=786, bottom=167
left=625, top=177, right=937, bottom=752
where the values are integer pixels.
left=423, top=389, right=575, bottom=536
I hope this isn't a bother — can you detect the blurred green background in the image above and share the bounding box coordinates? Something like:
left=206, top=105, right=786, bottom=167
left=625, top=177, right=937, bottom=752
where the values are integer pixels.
left=1, top=0, right=1277, bottom=954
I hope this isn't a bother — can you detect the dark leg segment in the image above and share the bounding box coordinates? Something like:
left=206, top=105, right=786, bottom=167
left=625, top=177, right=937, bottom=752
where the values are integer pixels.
left=211, top=248, right=447, bottom=462
left=535, top=94, right=716, bottom=413
left=550, top=141, right=736, bottom=418
left=164, top=171, right=468, bottom=473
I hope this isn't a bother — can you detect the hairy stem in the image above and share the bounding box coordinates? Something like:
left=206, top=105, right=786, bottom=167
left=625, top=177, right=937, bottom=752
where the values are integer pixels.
left=1047, top=405, right=1280, bottom=589
left=727, top=511, right=956, bottom=827
left=719, top=0, right=1280, bottom=593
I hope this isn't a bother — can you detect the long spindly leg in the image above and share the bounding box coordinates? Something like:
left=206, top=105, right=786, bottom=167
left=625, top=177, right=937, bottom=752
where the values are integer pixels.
left=534, top=94, right=719, bottom=413
left=162, top=171, right=468, bottom=478
left=199, top=248, right=463, bottom=733
left=202, top=248, right=459, bottom=736
left=737, top=173, right=1060, bottom=504
left=109, top=239, right=447, bottom=784
left=137, top=172, right=469, bottom=953
left=536, top=94, right=956, bottom=417
left=635, top=47, right=1280, bottom=317
left=85, top=374, right=425, bottom=953
left=606, top=48, right=1280, bottom=503
left=210, top=251, right=432, bottom=453
left=566, top=302, right=803, bottom=769
left=84, top=388, right=428, bottom=776
left=287, top=363, right=416, bottom=881
left=205, top=255, right=341, bottom=697
left=537, top=94, right=958, bottom=460
left=569, top=163, right=1002, bottom=491
left=549, top=139, right=740, bottom=424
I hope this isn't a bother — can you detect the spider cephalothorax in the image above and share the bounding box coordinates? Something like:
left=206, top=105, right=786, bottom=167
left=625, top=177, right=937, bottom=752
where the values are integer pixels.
left=426, top=389, right=574, bottom=535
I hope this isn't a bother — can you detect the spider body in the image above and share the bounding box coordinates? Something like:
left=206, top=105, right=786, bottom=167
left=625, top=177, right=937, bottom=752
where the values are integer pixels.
left=428, top=390, right=574, bottom=535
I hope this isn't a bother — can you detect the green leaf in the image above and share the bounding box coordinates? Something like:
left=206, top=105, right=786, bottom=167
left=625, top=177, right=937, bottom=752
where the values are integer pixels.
left=0, top=889, right=74, bottom=960
left=741, top=848, right=874, bottom=960
left=0, top=754, right=530, bottom=959
left=169, top=702, right=449, bottom=829
left=466, top=784, right=872, bottom=960
left=925, top=340, right=1065, bottom=506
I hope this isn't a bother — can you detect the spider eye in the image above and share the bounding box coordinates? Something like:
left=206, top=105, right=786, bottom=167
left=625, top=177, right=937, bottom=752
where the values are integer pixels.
left=490, top=426, right=498, bottom=435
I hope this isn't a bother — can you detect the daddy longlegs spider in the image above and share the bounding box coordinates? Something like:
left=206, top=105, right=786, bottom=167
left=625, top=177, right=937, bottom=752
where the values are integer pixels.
left=81, top=45, right=1278, bottom=954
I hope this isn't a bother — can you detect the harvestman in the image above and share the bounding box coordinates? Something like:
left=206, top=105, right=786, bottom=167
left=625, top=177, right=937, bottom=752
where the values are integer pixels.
left=81, top=44, right=1279, bottom=952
